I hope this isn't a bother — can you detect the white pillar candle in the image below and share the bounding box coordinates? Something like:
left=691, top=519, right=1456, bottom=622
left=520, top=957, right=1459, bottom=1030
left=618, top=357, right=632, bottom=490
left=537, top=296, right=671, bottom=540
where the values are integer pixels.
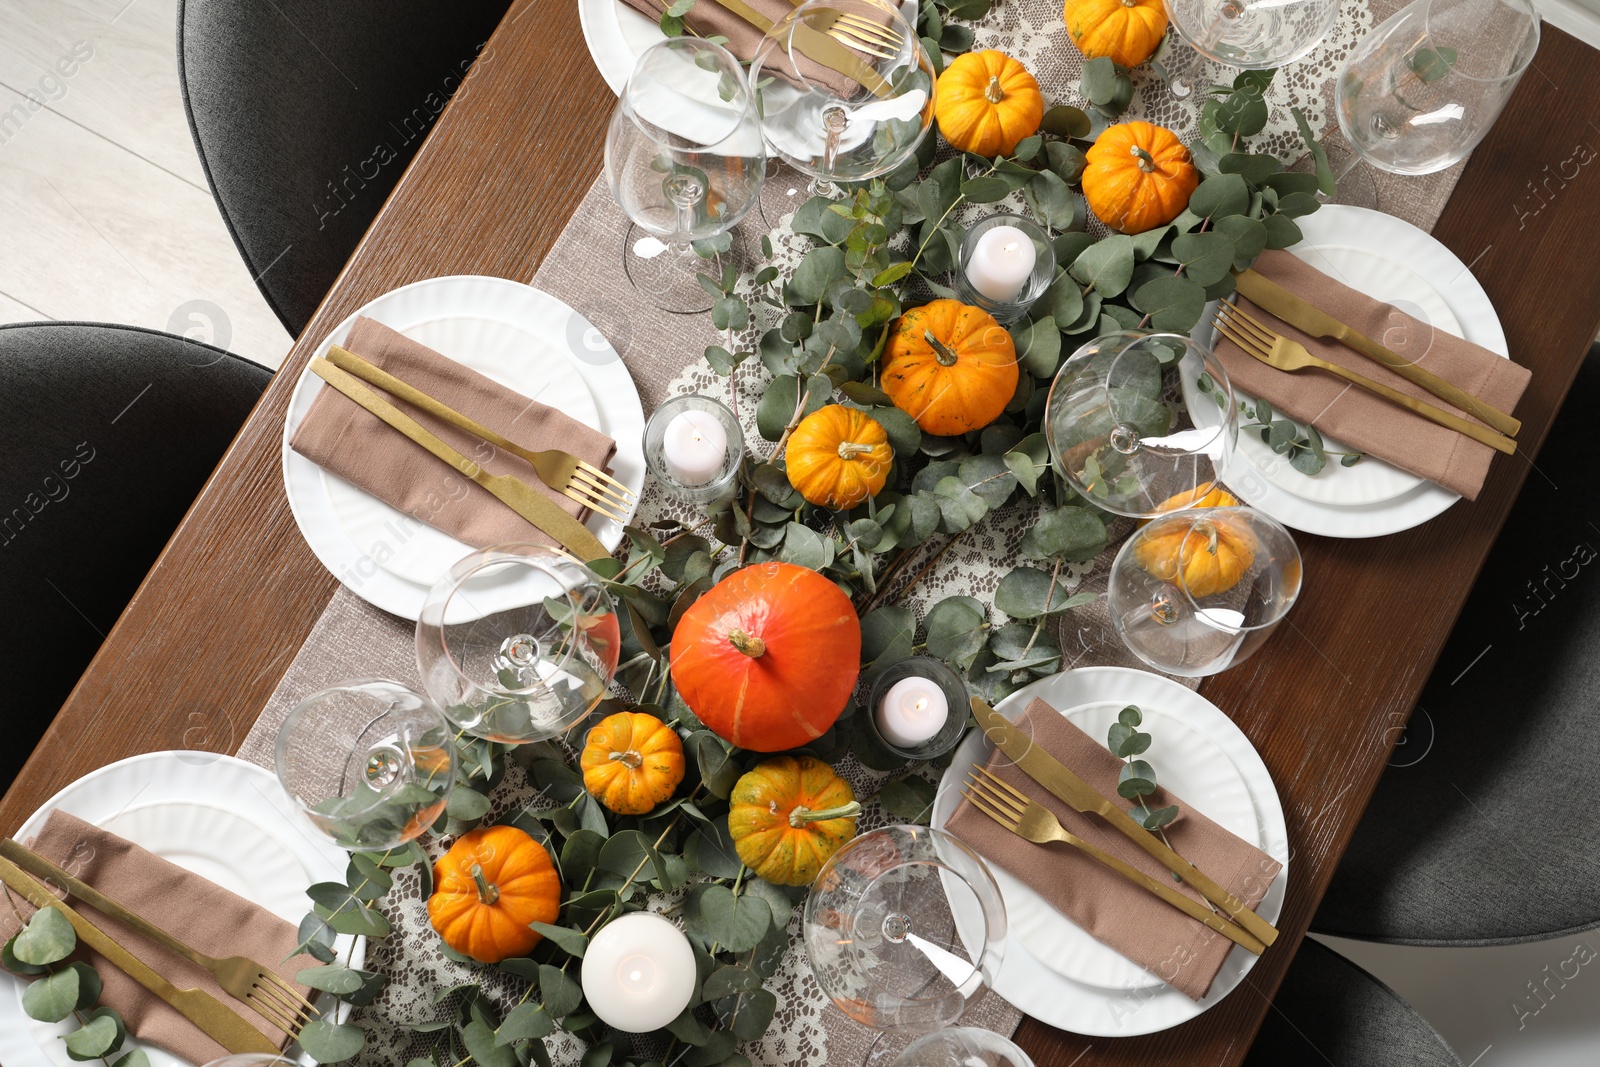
left=876, top=676, right=949, bottom=749
left=580, top=912, right=697, bottom=1033
left=965, top=225, right=1037, bottom=303
left=661, top=409, right=728, bottom=486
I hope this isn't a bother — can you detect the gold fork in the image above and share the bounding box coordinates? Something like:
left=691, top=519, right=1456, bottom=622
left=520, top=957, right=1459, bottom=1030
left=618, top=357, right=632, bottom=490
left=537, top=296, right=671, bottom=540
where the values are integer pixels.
left=960, top=769, right=1267, bottom=955
left=806, top=6, right=905, bottom=58
left=1212, top=302, right=1516, bottom=456
left=325, top=345, right=635, bottom=522
left=0, top=839, right=316, bottom=1038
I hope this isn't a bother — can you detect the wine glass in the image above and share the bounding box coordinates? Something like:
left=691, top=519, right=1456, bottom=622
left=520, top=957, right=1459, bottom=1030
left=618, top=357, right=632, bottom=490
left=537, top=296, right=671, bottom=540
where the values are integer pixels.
left=1161, top=0, right=1339, bottom=98
left=804, top=825, right=1006, bottom=1035
left=1044, top=331, right=1239, bottom=519
left=750, top=0, right=934, bottom=197
left=201, top=1058, right=299, bottom=1067
left=274, top=679, right=456, bottom=852
left=605, top=37, right=765, bottom=313
left=891, top=1028, right=1036, bottom=1067
left=1335, top=0, right=1539, bottom=183
left=416, top=543, right=620, bottom=745
left=1108, top=505, right=1302, bottom=677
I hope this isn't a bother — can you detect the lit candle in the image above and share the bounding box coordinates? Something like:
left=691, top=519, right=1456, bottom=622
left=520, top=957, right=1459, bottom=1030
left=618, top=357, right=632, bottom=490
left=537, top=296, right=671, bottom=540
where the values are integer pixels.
left=876, top=676, right=949, bottom=750
left=965, top=225, right=1037, bottom=302
left=580, top=912, right=697, bottom=1033
left=661, top=409, right=728, bottom=486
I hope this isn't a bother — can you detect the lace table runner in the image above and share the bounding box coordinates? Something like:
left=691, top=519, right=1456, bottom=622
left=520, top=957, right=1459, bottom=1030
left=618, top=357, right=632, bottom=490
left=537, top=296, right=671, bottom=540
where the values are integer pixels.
left=235, top=0, right=1469, bottom=1060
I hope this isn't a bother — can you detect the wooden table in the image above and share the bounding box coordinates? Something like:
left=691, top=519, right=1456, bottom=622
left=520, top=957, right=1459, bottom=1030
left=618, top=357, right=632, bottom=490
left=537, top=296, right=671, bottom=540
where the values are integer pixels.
left=8, top=4, right=1600, bottom=1061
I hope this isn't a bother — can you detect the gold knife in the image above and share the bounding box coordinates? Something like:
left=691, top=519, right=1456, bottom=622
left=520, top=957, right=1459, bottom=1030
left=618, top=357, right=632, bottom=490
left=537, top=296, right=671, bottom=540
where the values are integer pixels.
left=704, top=0, right=892, bottom=98
left=1233, top=268, right=1522, bottom=438
left=970, top=697, right=1280, bottom=948
left=309, top=357, right=609, bottom=563
left=0, top=855, right=281, bottom=1054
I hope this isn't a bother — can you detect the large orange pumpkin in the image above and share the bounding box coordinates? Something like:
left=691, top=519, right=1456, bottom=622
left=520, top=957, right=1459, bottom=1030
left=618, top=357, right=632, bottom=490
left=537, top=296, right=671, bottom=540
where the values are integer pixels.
left=933, top=50, right=1044, bottom=158
left=1081, top=121, right=1199, bottom=234
left=1066, top=0, right=1169, bottom=67
left=669, top=562, right=861, bottom=752
left=580, top=710, right=686, bottom=815
left=728, top=756, right=860, bottom=886
left=427, top=826, right=561, bottom=963
left=785, top=405, right=893, bottom=510
left=881, top=300, right=1019, bottom=437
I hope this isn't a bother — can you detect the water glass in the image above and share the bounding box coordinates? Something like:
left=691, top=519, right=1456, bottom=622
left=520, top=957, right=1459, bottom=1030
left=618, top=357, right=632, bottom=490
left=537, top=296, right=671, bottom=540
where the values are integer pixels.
left=1165, top=0, right=1340, bottom=71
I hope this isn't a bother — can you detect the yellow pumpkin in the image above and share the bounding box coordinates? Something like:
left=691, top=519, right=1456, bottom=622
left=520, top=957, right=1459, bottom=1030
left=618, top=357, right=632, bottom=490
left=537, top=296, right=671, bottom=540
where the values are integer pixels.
left=933, top=50, right=1044, bottom=158
left=729, top=756, right=860, bottom=886
left=882, top=300, right=1019, bottom=436
left=1131, top=510, right=1256, bottom=598
left=1082, top=121, right=1199, bottom=234
left=785, top=405, right=893, bottom=509
left=427, top=826, right=561, bottom=963
left=1066, top=0, right=1169, bottom=67
left=1138, top=485, right=1240, bottom=525
left=580, top=711, right=686, bottom=815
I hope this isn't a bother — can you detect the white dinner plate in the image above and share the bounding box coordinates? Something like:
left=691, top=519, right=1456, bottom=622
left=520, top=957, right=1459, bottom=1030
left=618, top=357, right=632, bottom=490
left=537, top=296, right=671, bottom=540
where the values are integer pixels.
left=932, top=668, right=1289, bottom=1038
left=1184, top=205, right=1509, bottom=538
left=281, top=275, right=646, bottom=621
left=0, top=752, right=364, bottom=1067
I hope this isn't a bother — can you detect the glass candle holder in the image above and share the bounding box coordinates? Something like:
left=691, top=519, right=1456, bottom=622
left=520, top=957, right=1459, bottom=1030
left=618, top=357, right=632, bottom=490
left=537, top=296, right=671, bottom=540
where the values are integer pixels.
left=866, top=657, right=969, bottom=760
left=955, top=214, right=1054, bottom=324
left=643, top=394, right=743, bottom=504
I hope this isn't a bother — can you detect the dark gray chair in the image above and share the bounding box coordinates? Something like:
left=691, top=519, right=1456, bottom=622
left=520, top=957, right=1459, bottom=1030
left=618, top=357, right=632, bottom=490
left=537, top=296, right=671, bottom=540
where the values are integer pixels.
left=0, top=323, right=270, bottom=790
left=177, top=0, right=513, bottom=338
left=1314, top=346, right=1600, bottom=946
left=1245, top=938, right=1463, bottom=1066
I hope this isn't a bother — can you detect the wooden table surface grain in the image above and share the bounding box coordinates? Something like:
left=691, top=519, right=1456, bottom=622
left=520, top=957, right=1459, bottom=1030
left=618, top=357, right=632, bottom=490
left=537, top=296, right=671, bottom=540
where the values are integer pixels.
left=7, top=3, right=1600, bottom=1063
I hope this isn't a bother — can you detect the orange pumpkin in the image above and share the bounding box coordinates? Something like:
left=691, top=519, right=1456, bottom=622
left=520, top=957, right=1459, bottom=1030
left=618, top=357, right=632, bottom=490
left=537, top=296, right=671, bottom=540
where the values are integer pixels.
left=427, top=826, right=561, bottom=963
left=933, top=50, right=1044, bottom=158
left=670, top=562, right=861, bottom=752
left=784, top=405, right=893, bottom=510
left=1138, top=485, right=1240, bottom=525
left=881, top=300, right=1019, bottom=437
left=728, top=756, right=860, bottom=886
left=1081, top=122, right=1199, bottom=234
left=1130, top=510, right=1256, bottom=598
left=580, top=711, right=686, bottom=815
left=1066, top=0, right=1169, bottom=67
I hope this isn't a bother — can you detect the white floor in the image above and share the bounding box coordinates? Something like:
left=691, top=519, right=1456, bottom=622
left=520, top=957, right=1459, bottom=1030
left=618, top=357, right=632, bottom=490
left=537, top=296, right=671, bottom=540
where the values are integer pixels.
left=8, top=0, right=1600, bottom=1064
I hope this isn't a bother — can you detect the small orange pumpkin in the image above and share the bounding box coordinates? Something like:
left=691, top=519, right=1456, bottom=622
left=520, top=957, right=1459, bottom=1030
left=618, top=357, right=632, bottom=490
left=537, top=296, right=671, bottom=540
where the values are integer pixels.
left=1066, top=0, right=1169, bottom=67
left=728, top=755, right=860, bottom=886
left=580, top=711, right=686, bottom=815
left=784, top=405, right=893, bottom=510
left=1082, top=121, right=1199, bottom=234
left=933, top=50, right=1044, bottom=158
left=427, top=826, right=561, bottom=963
left=1131, top=510, right=1256, bottom=598
left=882, top=300, right=1019, bottom=437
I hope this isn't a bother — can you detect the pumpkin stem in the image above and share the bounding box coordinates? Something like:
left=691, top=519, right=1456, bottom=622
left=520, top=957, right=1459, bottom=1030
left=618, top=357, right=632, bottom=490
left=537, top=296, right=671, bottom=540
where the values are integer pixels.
left=983, top=75, right=1005, bottom=105
left=837, top=441, right=876, bottom=460
left=471, top=863, right=500, bottom=906
left=609, top=749, right=644, bottom=769
left=728, top=628, right=767, bottom=658
left=922, top=330, right=961, bottom=368
left=1130, top=145, right=1157, bottom=173
left=789, top=801, right=863, bottom=827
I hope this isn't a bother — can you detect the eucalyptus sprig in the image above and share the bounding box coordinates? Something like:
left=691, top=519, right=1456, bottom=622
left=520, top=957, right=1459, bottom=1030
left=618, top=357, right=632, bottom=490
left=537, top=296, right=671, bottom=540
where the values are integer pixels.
left=5, top=905, right=144, bottom=1067
left=1106, top=704, right=1179, bottom=833
left=1196, top=371, right=1364, bottom=475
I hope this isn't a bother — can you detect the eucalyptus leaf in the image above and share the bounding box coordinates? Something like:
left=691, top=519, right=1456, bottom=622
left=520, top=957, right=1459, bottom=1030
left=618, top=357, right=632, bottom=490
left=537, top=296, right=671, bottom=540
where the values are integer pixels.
left=63, top=1010, right=123, bottom=1060
left=530, top=922, right=588, bottom=958
left=13, top=907, right=75, bottom=966
left=461, top=1020, right=519, bottom=1067
left=21, top=966, right=79, bottom=1022
left=685, top=884, right=771, bottom=953
left=497, top=1002, right=555, bottom=1044
left=924, top=595, right=989, bottom=669
left=1170, top=231, right=1236, bottom=286
left=1131, top=275, right=1207, bottom=333
left=994, top=565, right=1085, bottom=619
left=1069, top=234, right=1135, bottom=297
left=1020, top=506, right=1107, bottom=562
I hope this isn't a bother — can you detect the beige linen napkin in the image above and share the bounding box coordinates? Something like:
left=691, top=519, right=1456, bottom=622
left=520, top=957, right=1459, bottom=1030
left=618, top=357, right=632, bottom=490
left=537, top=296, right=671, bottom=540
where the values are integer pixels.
left=0, top=811, right=315, bottom=1060
left=945, top=698, right=1281, bottom=1001
left=1216, top=249, right=1530, bottom=501
left=291, top=316, right=618, bottom=550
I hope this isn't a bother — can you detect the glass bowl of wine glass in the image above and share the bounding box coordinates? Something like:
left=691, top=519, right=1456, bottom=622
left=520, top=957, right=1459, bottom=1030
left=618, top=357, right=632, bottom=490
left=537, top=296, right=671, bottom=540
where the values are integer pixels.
left=416, top=543, right=620, bottom=745
left=804, top=825, right=1006, bottom=1034
left=1045, top=331, right=1238, bottom=519
left=274, top=679, right=456, bottom=852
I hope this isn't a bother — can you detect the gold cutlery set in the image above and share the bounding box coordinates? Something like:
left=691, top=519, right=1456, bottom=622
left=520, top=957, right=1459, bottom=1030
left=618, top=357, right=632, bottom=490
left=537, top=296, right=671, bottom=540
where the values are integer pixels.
left=310, top=345, right=636, bottom=563
left=1224, top=269, right=1520, bottom=454
left=0, top=840, right=307, bottom=1053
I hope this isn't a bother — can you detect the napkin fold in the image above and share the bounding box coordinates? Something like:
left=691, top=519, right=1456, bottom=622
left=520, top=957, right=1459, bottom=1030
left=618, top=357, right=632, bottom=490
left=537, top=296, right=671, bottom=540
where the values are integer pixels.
left=291, top=316, right=618, bottom=550
left=0, top=811, right=315, bottom=1061
left=945, top=698, right=1281, bottom=1001
left=1216, top=249, right=1531, bottom=501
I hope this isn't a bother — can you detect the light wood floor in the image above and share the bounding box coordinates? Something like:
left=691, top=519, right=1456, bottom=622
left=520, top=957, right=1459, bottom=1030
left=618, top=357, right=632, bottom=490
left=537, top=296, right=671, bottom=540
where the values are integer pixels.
left=0, top=0, right=292, bottom=368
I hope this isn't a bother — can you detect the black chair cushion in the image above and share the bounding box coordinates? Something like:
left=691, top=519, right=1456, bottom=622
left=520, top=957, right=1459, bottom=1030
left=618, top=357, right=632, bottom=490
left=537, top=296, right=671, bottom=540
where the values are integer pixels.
left=1244, top=938, right=1462, bottom=1066
left=1314, top=347, right=1600, bottom=945
left=178, top=0, right=512, bottom=337
left=0, top=323, right=270, bottom=790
